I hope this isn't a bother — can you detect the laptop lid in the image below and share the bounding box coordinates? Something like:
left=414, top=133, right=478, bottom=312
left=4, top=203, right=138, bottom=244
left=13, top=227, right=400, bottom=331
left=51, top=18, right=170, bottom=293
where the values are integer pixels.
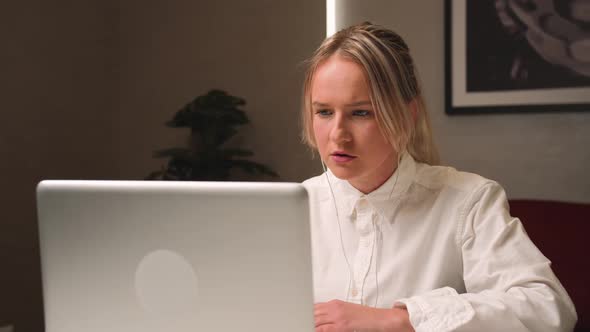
left=37, top=180, right=313, bottom=332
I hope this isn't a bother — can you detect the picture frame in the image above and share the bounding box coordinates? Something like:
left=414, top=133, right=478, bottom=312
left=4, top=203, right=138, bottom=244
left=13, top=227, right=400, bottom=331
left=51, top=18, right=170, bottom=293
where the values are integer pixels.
left=444, top=0, right=590, bottom=114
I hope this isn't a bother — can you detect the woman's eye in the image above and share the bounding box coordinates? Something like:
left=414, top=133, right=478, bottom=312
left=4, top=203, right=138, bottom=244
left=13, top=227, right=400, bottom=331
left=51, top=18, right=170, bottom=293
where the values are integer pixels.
left=352, top=110, right=371, bottom=117
left=315, top=109, right=333, bottom=117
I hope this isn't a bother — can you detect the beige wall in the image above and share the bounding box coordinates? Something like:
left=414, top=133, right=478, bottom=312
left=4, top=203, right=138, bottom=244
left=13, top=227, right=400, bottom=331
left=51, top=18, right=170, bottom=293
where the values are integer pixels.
left=337, top=0, right=590, bottom=203
left=1, top=1, right=118, bottom=330
left=0, top=1, right=324, bottom=330
left=115, top=1, right=324, bottom=181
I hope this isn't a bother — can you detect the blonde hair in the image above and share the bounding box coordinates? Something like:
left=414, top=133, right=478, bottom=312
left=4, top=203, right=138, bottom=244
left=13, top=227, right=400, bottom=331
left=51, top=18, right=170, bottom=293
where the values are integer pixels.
left=301, top=22, right=440, bottom=165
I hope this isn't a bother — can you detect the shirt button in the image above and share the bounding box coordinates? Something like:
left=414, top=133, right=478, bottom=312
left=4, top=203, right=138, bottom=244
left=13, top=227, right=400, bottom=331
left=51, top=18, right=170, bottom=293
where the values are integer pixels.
left=358, top=225, right=372, bottom=235
left=358, top=198, right=367, bottom=208
left=351, top=288, right=358, bottom=297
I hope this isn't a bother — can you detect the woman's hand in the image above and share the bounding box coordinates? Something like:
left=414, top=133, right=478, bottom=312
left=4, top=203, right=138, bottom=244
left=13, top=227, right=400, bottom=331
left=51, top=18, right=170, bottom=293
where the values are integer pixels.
left=314, top=300, right=415, bottom=332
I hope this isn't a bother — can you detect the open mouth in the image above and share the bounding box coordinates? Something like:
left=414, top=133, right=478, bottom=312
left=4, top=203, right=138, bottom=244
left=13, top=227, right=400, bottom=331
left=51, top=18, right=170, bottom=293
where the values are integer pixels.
left=330, top=152, right=356, bottom=162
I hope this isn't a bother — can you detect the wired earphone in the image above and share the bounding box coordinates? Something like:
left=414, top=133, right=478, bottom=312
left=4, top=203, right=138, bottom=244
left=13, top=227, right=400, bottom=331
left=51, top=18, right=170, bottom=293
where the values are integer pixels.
left=320, top=152, right=402, bottom=308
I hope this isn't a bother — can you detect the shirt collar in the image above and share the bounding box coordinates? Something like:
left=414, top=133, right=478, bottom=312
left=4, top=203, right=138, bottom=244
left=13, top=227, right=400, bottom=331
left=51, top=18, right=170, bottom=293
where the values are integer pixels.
left=325, top=150, right=416, bottom=218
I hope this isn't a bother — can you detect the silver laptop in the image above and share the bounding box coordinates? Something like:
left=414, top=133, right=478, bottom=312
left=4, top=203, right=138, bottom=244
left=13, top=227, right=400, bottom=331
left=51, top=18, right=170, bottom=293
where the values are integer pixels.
left=36, top=180, right=314, bottom=332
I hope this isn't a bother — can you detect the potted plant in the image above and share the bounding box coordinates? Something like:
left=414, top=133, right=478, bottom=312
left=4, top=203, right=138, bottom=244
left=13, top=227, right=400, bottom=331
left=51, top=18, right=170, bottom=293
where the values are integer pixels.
left=147, top=90, right=278, bottom=181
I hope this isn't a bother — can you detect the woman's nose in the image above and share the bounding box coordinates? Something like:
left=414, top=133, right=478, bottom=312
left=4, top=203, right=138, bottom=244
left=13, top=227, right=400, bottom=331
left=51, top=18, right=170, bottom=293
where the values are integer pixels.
left=329, top=114, right=352, bottom=143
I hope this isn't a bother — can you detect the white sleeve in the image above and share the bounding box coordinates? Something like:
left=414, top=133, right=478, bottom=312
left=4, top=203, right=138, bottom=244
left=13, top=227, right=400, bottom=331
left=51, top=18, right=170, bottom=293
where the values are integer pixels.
left=394, top=182, right=577, bottom=332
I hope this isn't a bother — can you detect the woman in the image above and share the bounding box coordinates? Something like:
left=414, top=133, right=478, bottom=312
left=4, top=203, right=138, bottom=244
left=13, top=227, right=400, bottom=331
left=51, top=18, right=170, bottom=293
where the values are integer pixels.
left=301, top=22, right=577, bottom=332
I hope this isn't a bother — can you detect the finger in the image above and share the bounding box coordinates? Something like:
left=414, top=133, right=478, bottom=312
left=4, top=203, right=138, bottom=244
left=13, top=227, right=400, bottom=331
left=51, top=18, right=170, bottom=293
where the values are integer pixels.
left=315, top=320, right=334, bottom=330
left=314, top=302, right=327, bottom=310
left=314, top=311, right=331, bottom=327
left=314, top=302, right=329, bottom=316
left=315, top=299, right=343, bottom=312
left=314, top=310, right=328, bottom=320
left=315, top=325, right=327, bottom=332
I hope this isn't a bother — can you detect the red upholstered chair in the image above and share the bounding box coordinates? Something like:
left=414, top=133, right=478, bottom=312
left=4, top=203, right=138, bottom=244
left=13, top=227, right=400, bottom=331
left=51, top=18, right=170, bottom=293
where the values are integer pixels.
left=509, top=199, right=590, bottom=332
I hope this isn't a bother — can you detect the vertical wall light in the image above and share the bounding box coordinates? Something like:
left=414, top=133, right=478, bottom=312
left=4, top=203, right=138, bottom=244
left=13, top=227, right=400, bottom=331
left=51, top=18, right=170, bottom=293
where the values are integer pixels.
left=326, top=0, right=336, bottom=37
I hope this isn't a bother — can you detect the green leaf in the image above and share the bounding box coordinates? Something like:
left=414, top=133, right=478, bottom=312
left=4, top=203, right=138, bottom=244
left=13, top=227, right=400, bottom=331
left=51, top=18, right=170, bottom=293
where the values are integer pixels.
left=144, top=170, right=163, bottom=180
left=220, top=148, right=254, bottom=158
left=153, top=148, right=192, bottom=159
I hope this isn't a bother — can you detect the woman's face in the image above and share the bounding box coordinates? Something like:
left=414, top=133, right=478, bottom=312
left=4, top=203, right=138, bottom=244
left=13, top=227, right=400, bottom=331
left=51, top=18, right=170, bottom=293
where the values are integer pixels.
left=311, top=55, right=397, bottom=194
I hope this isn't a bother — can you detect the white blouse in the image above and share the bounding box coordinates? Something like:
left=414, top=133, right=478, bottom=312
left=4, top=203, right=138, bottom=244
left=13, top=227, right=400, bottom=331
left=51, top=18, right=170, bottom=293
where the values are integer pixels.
left=302, top=152, right=577, bottom=332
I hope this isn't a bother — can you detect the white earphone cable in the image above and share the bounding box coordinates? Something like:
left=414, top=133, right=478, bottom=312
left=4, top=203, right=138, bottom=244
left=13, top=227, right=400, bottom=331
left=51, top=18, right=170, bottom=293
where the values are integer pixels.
left=322, top=161, right=354, bottom=302
left=321, top=152, right=403, bottom=307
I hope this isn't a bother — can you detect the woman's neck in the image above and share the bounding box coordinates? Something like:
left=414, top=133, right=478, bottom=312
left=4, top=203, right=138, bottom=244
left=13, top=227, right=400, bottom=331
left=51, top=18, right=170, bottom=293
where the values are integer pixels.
left=348, top=153, right=399, bottom=194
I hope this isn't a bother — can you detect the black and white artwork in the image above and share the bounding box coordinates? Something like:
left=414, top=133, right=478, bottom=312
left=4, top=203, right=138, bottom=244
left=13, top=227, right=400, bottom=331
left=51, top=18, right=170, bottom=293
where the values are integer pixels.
left=445, top=0, right=590, bottom=113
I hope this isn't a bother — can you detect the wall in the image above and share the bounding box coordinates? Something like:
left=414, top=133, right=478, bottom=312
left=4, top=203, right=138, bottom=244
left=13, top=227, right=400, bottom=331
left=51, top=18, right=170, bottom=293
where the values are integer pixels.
left=0, top=1, right=119, bottom=330
left=337, top=0, right=590, bottom=203
left=0, top=1, right=324, bottom=331
left=114, top=1, right=325, bottom=182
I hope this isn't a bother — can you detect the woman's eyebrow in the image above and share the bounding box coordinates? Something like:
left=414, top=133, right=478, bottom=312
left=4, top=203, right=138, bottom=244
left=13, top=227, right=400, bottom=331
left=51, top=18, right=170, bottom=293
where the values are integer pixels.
left=345, top=101, right=372, bottom=107
left=312, top=101, right=329, bottom=107
left=312, top=101, right=372, bottom=107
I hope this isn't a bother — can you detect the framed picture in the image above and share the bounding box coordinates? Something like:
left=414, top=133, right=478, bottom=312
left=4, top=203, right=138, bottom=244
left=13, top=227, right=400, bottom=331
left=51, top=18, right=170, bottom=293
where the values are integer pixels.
left=445, top=0, right=590, bottom=114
